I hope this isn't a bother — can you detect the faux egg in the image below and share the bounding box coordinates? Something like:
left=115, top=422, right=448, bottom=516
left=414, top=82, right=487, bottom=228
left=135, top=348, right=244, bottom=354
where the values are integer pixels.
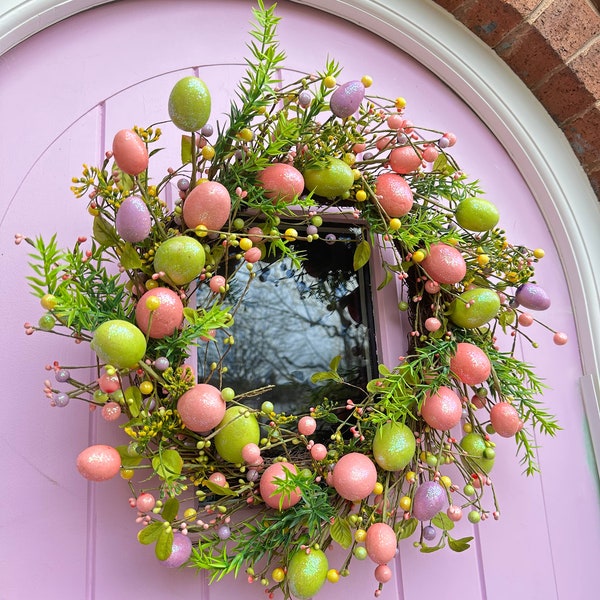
left=183, top=180, right=231, bottom=232
left=420, top=243, right=466, bottom=284
left=257, top=163, right=304, bottom=203
left=214, top=406, right=260, bottom=463
left=365, top=522, right=397, bottom=564
left=115, top=196, right=152, bottom=242
left=164, top=532, right=192, bottom=568
left=412, top=481, right=446, bottom=521
left=490, top=402, right=523, bottom=437
left=177, top=383, right=226, bottom=432
left=333, top=452, right=377, bottom=501
left=455, top=197, right=500, bottom=232
left=389, top=146, right=422, bottom=174
left=259, top=461, right=301, bottom=509
left=135, top=287, right=184, bottom=339
left=112, top=129, right=148, bottom=176
left=450, top=288, right=501, bottom=329
left=153, top=236, right=205, bottom=286
left=420, top=386, right=462, bottom=430
left=515, top=283, right=551, bottom=311
left=375, top=172, right=414, bottom=217
left=76, top=444, right=121, bottom=481
left=450, top=342, right=491, bottom=386
left=330, top=80, right=365, bottom=118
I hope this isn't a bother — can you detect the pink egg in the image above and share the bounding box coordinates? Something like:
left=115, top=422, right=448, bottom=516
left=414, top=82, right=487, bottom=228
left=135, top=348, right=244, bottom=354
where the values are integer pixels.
left=365, top=522, right=397, bottom=564
left=515, top=283, right=551, bottom=311
left=420, top=243, right=466, bottom=284
left=259, top=462, right=301, bottom=509
left=420, top=386, right=462, bottom=430
left=183, top=181, right=231, bottom=231
left=258, top=163, right=305, bottom=203
left=76, top=444, right=121, bottom=481
left=333, top=452, right=377, bottom=501
left=298, top=416, right=317, bottom=436
left=490, top=402, right=523, bottom=437
left=330, top=80, right=366, bottom=118
left=310, top=443, right=328, bottom=461
left=412, top=481, right=446, bottom=521
left=135, top=288, right=184, bottom=339
left=177, top=383, right=226, bottom=432
left=375, top=173, right=414, bottom=217
left=389, top=146, right=422, bottom=174
left=115, top=196, right=152, bottom=242
left=450, top=342, right=491, bottom=386
left=164, top=532, right=192, bottom=568
left=112, top=129, right=149, bottom=176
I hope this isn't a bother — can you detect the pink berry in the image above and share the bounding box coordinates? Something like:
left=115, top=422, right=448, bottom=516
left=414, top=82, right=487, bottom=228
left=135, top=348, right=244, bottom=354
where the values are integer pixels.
left=310, top=443, right=328, bottom=461
left=136, top=492, right=156, bottom=512
left=298, top=416, right=317, bottom=436
left=553, top=332, right=568, bottom=345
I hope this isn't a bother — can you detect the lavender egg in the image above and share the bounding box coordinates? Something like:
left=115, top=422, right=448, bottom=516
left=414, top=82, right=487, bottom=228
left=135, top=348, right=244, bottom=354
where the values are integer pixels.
left=515, top=283, right=551, bottom=311
left=412, top=481, right=446, bottom=521
left=116, top=196, right=152, bottom=242
left=330, top=80, right=365, bottom=119
left=164, top=532, right=192, bottom=568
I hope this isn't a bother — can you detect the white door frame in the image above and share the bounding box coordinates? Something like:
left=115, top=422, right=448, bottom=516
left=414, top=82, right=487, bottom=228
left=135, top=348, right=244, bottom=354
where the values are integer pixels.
left=2, top=0, right=599, bottom=465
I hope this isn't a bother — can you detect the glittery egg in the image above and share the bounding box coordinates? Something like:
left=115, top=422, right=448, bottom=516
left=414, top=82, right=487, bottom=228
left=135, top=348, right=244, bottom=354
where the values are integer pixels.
left=420, top=386, right=462, bottom=431
left=450, top=288, right=501, bottom=329
left=450, top=342, right=491, bottom=385
left=515, top=283, right=551, bottom=311
left=115, top=196, right=152, bottom=242
left=112, top=129, right=149, bottom=176
left=490, top=402, right=523, bottom=437
left=135, top=287, right=184, bottom=339
left=177, top=383, right=226, bottom=432
left=375, top=172, right=414, bottom=217
left=333, top=452, right=377, bottom=501
left=330, top=80, right=365, bottom=118
left=389, top=146, right=422, bottom=174
left=76, top=444, right=121, bottom=481
left=164, top=532, right=192, bottom=568
left=259, top=461, right=301, bottom=509
left=183, top=180, right=231, bottom=232
left=257, top=163, right=305, bottom=203
left=412, top=481, right=446, bottom=521
left=365, top=522, right=397, bottom=564
left=420, top=243, right=466, bottom=284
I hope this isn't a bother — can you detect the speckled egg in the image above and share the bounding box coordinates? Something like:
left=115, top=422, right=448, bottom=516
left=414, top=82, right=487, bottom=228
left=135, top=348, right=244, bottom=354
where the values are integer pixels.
left=115, top=196, right=152, bottom=242
left=333, top=452, right=377, bottom=501
left=389, top=146, right=422, bottom=174
left=490, top=402, right=523, bottom=437
left=112, top=129, right=148, bottom=176
left=450, top=288, right=501, bottom=328
left=420, top=243, right=466, bottom=284
left=258, top=163, right=305, bottom=203
left=330, top=80, right=365, bottom=118
left=515, top=283, right=551, bottom=311
left=375, top=172, right=414, bottom=217
left=164, top=532, right=192, bottom=568
left=420, top=386, right=462, bottom=431
left=183, top=181, right=231, bottom=232
left=135, top=287, right=184, bottom=339
left=412, top=481, right=446, bottom=521
left=259, top=462, right=301, bottom=509
left=365, top=523, right=397, bottom=564
left=76, top=444, right=121, bottom=481
left=177, top=383, right=226, bottom=432
left=450, top=342, right=491, bottom=385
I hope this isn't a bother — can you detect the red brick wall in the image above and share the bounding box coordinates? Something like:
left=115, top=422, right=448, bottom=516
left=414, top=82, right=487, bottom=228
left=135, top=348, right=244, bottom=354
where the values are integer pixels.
left=432, top=0, right=600, bottom=198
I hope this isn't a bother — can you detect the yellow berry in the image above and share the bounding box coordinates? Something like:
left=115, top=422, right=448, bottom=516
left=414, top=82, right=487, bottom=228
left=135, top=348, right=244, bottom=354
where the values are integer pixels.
left=373, top=482, right=384, bottom=495
left=405, top=471, right=416, bottom=483
left=463, top=422, right=473, bottom=433
left=355, top=190, right=367, bottom=202
left=323, top=75, right=336, bottom=89
left=352, top=168, right=361, bottom=181
left=41, top=293, right=58, bottom=310
left=394, top=97, right=407, bottom=110
left=145, top=296, right=161, bottom=311
left=201, top=145, right=215, bottom=160
left=412, top=249, right=426, bottom=263
left=477, top=254, right=490, bottom=266
left=327, top=569, right=340, bottom=583
left=120, top=468, right=135, bottom=480
left=389, top=218, right=401, bottom=230
left=440, top=475, right=452, bottom=489
left=184, top=508, right=197, bottom=521
left=343, top=152, right=356, bottom=165
left=195, top=224, right=208, bottom=238
left=284, top=228, right=298, bottom=241
left=399, top=496, right=411, bottom=511
left=140, top=381, right=154, bottom=395
left=354, top=528, right=367, bottom=543
left=239, top=128, right=254, bottom=142
left=145, top=279, right=158, bottom=290
left=88, top=205, right=100, bottom=216
left=272, top=567, right=285, bottom=583
left=239, top=238, right=253, bottom=251
left=533, top=248, right=545, bottom=259
left=361, top=75, right=373, bottom=88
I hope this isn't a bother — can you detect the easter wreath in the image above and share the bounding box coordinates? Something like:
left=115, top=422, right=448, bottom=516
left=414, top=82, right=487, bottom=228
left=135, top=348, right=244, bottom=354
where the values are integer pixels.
left=20, top=2, right=565, bottom=598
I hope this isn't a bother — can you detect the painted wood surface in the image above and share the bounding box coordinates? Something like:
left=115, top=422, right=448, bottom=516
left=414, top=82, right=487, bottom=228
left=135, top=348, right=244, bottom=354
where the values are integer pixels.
left=1, top=1, right=598, bottom=599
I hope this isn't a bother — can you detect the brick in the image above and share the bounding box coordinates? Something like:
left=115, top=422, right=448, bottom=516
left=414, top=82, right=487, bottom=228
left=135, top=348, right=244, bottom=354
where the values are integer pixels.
left=455, top=0, right=524, bottom=46
left=534, top=0, right=600, bottom=60
left=569, top=40, right=600, bottom=98
left=533, top=65, right=596, bottom=123
left=562, top=104, right=600, bottom=170
left=496, top=23, right=564, bottom=87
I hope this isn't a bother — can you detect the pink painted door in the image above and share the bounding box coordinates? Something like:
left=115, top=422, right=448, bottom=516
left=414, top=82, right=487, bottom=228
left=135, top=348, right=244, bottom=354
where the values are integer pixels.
left=1, top=1, right=598, bottom=599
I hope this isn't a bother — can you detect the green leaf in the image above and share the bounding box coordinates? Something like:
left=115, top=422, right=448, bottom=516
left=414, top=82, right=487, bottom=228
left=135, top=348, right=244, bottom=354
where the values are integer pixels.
left=377, top=269, right=393, bottom=290
left=161, top=497, right=180, bottom=522
left=204, top=480, right=238, bottom=497
left=124, top=386, right=143, bottom=418
left=310, top=370, right=342, bottom=384
left=448, top=536, right=473, bottom=552
left=353, top=240, right=371, bottom=271
left=329, top=355, right=341, bottom=372
left=137, top=521, right=162, bottom=545
left=93, top=215, right=118, bottom=246
left=152, top=449, right=183, bottom=481
left=396, top=517, right=418, bottom=540
left=432, top=512, right=455, bottom=531
left=155, top=527, right=174, bottom=561
left=330, top=517, right=352, bottom=549
left=115, top=445, right=142, bottom=468
left=367, top=378, right=385, bottom=393
left=119, top=243, right=142, bottom=270
left=378, top=364, right=391, bottom=376
left=181, top=135, right=193, bottom=164
left=183, top=307, right=199, bottom=325
left=420, top=543, right=442, bottom=553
